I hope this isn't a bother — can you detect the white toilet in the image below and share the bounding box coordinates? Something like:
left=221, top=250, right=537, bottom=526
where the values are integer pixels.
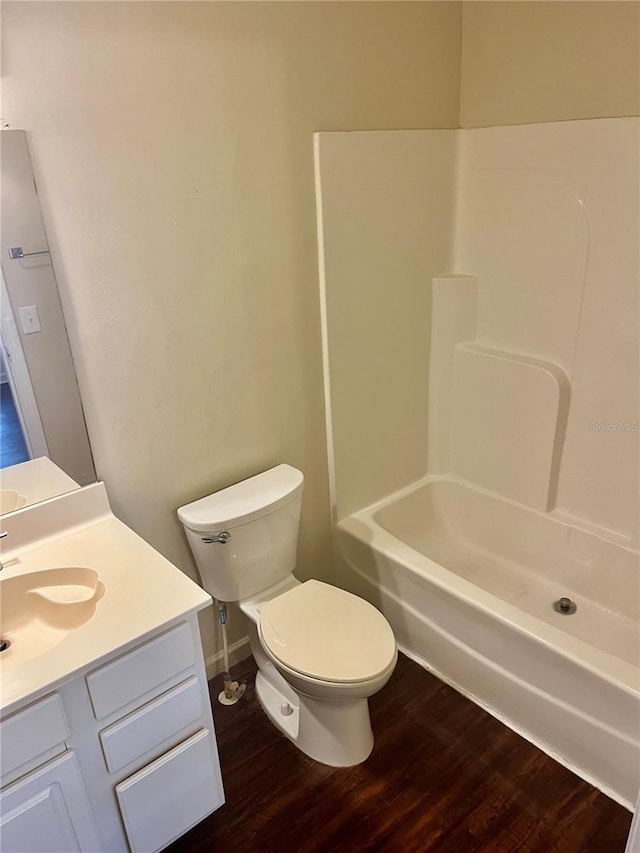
left=178, top=463, right=397, bottom=767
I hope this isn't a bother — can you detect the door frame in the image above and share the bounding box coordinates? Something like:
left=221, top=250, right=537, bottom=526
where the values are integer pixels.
left=0, top=270, right=48, bottom=461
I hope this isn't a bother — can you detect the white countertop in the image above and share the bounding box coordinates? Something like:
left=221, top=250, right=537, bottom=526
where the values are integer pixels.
left=0, top=483, right=211, bottom=715
left=1, top=457, right=80, bottom=511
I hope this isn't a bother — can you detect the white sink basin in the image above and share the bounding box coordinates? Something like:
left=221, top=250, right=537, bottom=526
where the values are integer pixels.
left=0, top=490, right=27, bottom=514
left=0, top=567, right=105, bottom=665
left=0, top=482, right=212, bottom=714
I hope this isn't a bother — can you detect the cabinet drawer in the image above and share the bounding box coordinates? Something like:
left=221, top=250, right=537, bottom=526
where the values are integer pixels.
left=86, top=622, right=195, bottom=719
left=0, top=694, right=69, bottom=780
left=100, top=676, right=203, bottom=774
left=116, top=728, right=223, bottom=852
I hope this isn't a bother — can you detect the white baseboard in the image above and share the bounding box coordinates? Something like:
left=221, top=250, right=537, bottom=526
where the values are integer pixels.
left=205, top=635, right=252, bottom=681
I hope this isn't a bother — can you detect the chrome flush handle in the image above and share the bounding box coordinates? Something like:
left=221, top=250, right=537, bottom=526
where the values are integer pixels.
left=202, top=531, right=231, bottom=545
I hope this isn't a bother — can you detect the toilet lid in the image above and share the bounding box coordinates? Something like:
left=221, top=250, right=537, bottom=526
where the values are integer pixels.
left=259, top=580, right=396, bottom=683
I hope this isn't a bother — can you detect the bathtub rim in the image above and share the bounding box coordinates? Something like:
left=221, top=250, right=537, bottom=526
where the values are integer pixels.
left=337, top=475, right=640, bottom=699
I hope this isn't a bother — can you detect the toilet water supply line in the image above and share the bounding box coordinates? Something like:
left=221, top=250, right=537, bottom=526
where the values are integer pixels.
left=217, top=601, right=246, bottom=706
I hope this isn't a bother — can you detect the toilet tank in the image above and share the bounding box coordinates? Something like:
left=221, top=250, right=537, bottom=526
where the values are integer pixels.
left=177, top=464, right=304, bottom=602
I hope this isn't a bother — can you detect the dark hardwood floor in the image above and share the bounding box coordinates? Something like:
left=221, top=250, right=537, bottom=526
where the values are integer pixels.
left=169, top=654, right=632, bottom=853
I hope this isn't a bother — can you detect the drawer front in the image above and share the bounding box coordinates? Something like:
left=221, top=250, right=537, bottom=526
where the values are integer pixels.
left=100, top=676, right=203, bottom=774
left=116, top=728, right=223, bottom=852
left=86, top=622, right=195, bottom=719
left=0, top=694, right=69, bottom=780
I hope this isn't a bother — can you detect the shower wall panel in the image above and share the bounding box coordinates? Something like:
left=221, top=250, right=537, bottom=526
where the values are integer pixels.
left=455, top=119, right=639, bottom=545
left=315, top=131, right=456, bottom=520
left=317, top=119, right=638, bottom=548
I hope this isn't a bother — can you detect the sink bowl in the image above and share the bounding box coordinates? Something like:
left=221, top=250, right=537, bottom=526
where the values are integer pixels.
left=0, top=490, right=27, bottom=514
left=0, top=567, right=105, bottom=665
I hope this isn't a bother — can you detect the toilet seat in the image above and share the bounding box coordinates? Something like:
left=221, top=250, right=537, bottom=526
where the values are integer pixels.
left=259, top=579, right=396, bottom=684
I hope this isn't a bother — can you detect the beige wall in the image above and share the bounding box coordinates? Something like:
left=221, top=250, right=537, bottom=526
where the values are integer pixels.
left=0, top=1, right=462, bottom=659
left=460, top=1, right=640, bottom=127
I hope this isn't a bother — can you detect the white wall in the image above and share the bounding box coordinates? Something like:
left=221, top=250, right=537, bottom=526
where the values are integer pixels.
left=0, top=1, right=462, bottom=659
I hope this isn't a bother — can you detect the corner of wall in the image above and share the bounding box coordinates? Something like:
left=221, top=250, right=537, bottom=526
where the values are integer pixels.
left=457, top=0, right=467, bottom=130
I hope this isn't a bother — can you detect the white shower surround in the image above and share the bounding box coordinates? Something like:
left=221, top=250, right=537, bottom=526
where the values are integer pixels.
left=452, top=118, right=639, bottom=545
left=315, top=118, right=639, bottom=806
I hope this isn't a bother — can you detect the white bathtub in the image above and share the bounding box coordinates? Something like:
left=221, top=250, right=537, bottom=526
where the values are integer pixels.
left=336, top=476, right=640, bottom=808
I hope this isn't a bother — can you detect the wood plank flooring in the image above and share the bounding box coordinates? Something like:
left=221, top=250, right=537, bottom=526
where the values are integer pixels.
left=168, top=654, right=632, bottom=853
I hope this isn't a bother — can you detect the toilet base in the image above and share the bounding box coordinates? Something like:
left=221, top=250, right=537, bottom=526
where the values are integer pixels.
left=254, top=664, right=374, bottom=767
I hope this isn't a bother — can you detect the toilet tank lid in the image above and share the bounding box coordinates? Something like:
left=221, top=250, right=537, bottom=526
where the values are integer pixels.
left=177, top=464, right=304, bottom=532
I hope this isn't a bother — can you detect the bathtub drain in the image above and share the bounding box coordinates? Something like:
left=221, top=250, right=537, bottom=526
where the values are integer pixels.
left=553, top=597, right=577, bottom=615
left=0, top=639, right=10, bottom=652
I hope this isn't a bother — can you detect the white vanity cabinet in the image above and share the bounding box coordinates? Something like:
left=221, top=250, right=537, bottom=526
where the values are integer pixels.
left=1, top=614, right=224, bottom=852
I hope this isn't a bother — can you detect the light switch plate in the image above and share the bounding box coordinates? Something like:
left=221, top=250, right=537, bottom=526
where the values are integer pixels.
left=19, top=305, right=41, bottom=334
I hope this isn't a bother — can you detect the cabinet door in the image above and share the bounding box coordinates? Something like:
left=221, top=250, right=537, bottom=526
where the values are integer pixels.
left=0, top=693, right=68, bottom=783
left=116, top=728, right=222, bottom=852
left=0, top=751, right=101, bottom=853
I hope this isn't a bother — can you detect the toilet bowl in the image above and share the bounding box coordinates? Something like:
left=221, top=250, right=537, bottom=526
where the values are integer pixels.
left=178, top=464, right=397, bottom=766
left=244, top=578, right=397, bottom=765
